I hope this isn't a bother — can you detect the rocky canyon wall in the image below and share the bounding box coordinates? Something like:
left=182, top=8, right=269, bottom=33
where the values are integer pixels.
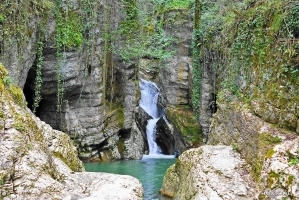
left=0, top=64, right=143, bottom=199
left=179, top=0, right=299, bottom=198
left=0, top=0, right=201, bottom=161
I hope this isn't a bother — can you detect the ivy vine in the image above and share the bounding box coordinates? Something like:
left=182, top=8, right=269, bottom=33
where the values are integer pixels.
left=32, top=40, right=44, bottom=114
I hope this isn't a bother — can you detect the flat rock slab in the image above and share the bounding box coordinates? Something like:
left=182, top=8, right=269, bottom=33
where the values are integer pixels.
left=65, top=172, right=143, bottom=200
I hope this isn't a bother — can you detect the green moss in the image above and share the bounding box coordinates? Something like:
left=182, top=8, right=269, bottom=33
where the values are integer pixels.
left=265, top=148, right=275, bottom=159
left=259, top=133, right=281, bottom=144
left=117, top=137, right=126, bottom=156
left=0, top=110, right=4, bottom=119
left=258, top=193, right=266, bottom=200
left=249, top=133, right=282, bottom=180
left=53, top=151, right=81, bottom=172
left=105, top=101, right=125, bottom=128
left=0, top=63, right=9, bottom=79
left=0, top=1, right=53, bottom=65
left=0, top=64, right=25, bottom=107
left=117, top=107, right=125, bottom=128
left=167, top=106, right=202, bottom=146
left=252, top=158, right=263, bottom=180
left=9, top=85, right=25, bottom=106
left=232, top=143, right=241, bottom=153
left=267, top=171, right=280, bottom=188
left=287, top=175, right=294, bottom=185
left=289, top=157, right=299, bottom=165
left=15, top=123, right=25, bottom=132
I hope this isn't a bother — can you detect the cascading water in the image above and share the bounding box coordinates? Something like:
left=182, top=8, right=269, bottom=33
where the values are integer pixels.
left=139, top=79, right=163, bottom=155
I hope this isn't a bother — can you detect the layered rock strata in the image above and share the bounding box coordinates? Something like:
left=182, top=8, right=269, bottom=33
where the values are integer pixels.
left=0, top=65, right=143, bottom=199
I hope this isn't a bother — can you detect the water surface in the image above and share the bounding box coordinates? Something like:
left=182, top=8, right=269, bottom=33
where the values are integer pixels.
left=84, top=155, right=176, bottom=200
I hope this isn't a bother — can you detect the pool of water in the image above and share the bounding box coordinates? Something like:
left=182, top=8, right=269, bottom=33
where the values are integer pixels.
left=84, top=155, right=176, bottom=200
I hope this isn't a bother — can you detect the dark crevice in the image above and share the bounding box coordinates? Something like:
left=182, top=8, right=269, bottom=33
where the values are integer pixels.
left=88, top=65, right=92, bottom=76
left=119, top=128, right=131, bottom=139
left=210, top=93, right=217, bottom=114
left=156, top=117, right=175, bottom=155
left=23, top=66, right=42, bottom=117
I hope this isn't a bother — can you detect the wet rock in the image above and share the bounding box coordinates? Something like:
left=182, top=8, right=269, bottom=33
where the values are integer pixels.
left=156, top=116, right=175, bottom=155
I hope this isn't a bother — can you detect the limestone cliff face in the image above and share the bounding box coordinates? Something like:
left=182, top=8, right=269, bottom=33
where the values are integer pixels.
left=0, top=0, right=198, bottom=161
left=1, top=0, right=137, bottom=161
left=0, top=64, right=143, bottom=199
left=160, top=1, right=299, bottom=199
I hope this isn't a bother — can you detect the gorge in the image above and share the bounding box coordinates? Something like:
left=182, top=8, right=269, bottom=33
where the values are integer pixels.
left=1, top=0, right=299, bottom=199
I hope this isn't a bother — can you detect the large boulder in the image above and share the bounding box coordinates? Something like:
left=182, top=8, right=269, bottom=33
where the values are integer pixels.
left=160, top=145, right=256, bottom=200
left=259, top=136, right=299, bottom=199
left=208, top=90, right=299, bottom=199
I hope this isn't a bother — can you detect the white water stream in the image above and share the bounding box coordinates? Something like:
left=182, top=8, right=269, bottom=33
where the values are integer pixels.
left=139, top=79, right=163, bottom=155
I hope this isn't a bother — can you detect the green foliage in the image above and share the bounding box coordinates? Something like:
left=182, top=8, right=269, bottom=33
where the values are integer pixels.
left=114, top=0, right=176, bottom=61
left=289, top=158, right=299, bottom=165
left=152, top=0, right=194, bottom=10
left=232, top=143, right=240, bottom=152
left=0, top=14, right=5, bottom=23
left=284, top=3, right=299, bottom=38
left=191, top=0, right=201, bottom=118
left=53, top=1, right=84, bottom=112
left=115, top=30, right=174, bottom=61
left=197, top=0, right=299, bottom=131
left=54, top=10, right=83, bottom=49
left=167, top=106, right=202, bottom=147
left=191, top=30, right=201, bottom=118
left=32, top=41, right=44, bottom=114
left=0, top=0, right=53, bottom=62
left=55, top=54, right=65, bottom=112
left=0, top=111, right=4, bottom=119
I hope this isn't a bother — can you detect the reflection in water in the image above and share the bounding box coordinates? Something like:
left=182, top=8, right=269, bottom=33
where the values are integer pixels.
left=84, top=156, right=176, bottom=200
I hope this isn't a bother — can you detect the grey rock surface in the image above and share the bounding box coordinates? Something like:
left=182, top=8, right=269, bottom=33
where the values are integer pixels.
left=0, top=78, right=143, bottom=199
left=160, top=145, right=256, bottom=200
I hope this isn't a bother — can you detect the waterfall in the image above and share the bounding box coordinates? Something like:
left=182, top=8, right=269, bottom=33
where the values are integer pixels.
left=139, top=79, right=163, bottom=155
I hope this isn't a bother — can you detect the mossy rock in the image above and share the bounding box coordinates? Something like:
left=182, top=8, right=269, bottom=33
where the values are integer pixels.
left=9, top=85, right=25, bottom=106
left=0, top=63, right=9, bottom=78
left=251, top=133, right=282, bottom=180
left=166, top=105, right=202, bottom=147
left=105, top=101, right=125, bottom=128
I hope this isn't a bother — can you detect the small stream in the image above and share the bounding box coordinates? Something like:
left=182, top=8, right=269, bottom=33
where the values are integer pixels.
left=84, top=155, right=176, bottom=200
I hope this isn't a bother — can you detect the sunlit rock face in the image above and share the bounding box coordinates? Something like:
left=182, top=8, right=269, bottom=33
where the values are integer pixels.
left=208, top=91, right=299, bottom=199
left=160, top=146, right=256, bottom=200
